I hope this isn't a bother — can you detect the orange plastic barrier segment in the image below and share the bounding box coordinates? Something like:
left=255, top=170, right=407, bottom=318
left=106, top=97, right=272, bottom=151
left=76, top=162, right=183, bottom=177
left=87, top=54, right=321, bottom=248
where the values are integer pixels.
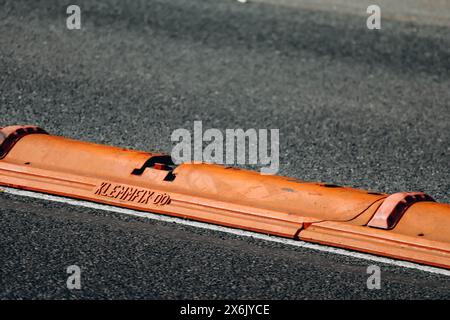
left=0, top=125, right=449, bottom=268
left=0, top=126, right=386, bottom=237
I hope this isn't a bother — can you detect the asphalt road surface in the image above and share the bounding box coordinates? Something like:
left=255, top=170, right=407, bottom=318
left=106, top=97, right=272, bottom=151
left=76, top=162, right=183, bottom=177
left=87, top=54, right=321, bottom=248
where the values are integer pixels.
left=0, top=0, right=449, bottom=299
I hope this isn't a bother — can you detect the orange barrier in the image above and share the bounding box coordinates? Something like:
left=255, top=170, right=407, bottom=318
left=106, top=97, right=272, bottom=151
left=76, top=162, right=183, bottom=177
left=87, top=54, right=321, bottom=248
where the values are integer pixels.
left=0, top=125, right=449, bottom=268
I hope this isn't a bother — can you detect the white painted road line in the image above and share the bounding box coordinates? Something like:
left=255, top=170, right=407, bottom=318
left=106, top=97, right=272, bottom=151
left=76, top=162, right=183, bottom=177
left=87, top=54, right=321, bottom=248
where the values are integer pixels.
left=1, top=186, right=450, bottom=277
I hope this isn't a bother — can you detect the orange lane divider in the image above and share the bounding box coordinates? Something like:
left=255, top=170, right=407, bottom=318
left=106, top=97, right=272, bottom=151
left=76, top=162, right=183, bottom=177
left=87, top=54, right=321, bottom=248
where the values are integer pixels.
left=0, top=125, right=449, bottom=268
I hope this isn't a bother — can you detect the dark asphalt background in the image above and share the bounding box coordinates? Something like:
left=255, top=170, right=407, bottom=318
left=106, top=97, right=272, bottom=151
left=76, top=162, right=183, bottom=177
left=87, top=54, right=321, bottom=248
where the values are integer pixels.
left=0, top=0, right=449, bottom=299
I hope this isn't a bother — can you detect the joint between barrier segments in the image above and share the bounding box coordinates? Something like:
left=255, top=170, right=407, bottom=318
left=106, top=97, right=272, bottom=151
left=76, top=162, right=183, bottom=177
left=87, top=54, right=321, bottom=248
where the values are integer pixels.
left=367, top=192, right=435, bottom=230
